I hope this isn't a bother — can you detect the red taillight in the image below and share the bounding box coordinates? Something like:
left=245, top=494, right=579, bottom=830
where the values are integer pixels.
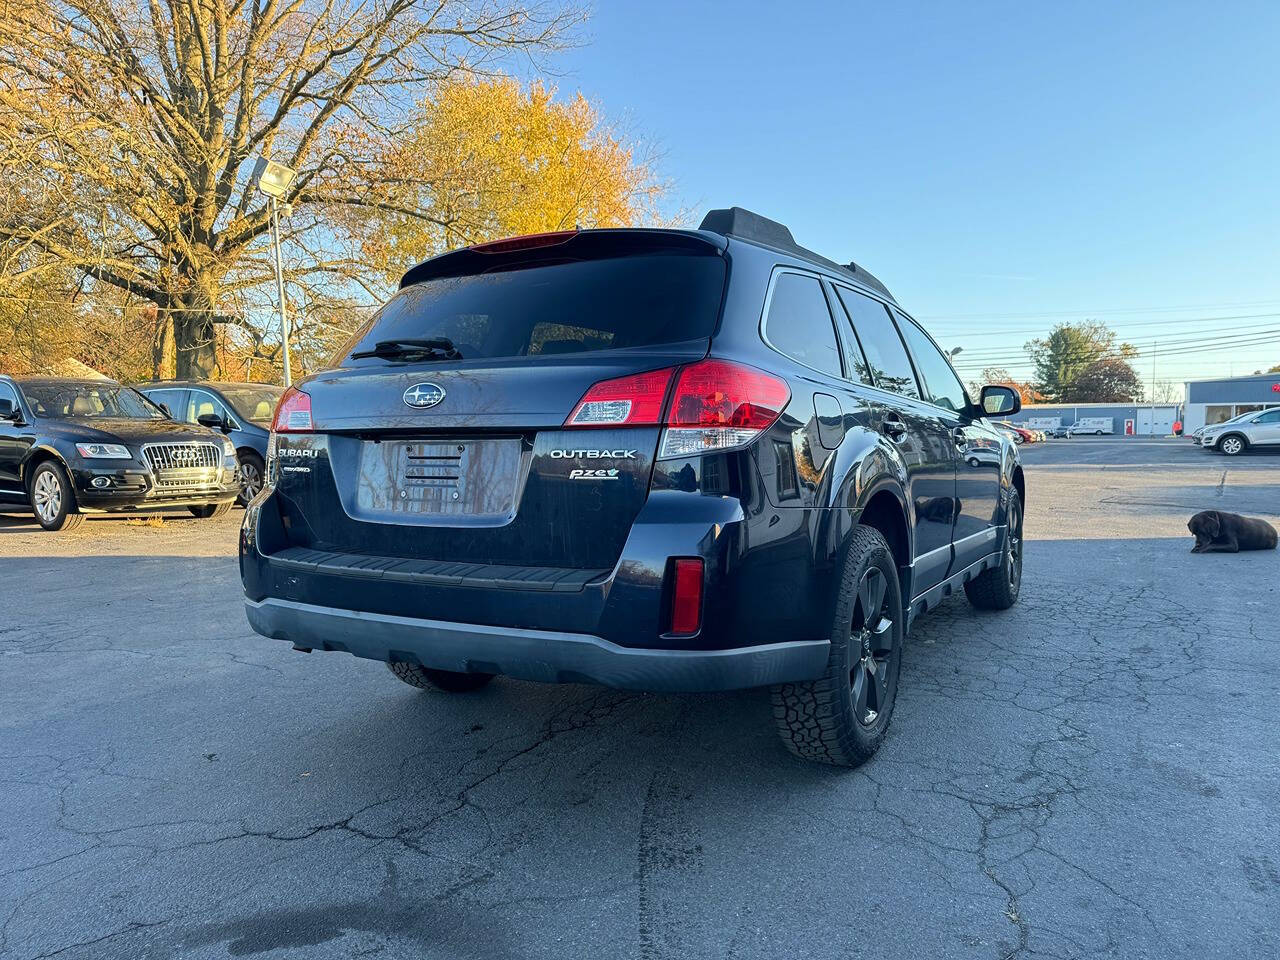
left=271, top=386, right=313, bottom=432
left=659, top=359, right=789, bottom=458
left=471, top=230, right=577, bottom=254
left=669, top=558, right=704, bottom=635
left=666, top=359, right=790, bottom=429
left=565, top=367, right=676, bottom=428
left=565, top=358, right=790, bottom=456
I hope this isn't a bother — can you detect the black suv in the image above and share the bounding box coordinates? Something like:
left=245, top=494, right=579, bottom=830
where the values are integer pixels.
left=0, top=376, right=241, bottom=530
left=240, top=208, right=1024, bottom=767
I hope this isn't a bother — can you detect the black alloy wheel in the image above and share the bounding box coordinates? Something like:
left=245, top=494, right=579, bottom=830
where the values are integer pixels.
left=1005, top=496, right=1023, bottom=593
left=850, top=566, right=898, bottom=728
left=964, top=489, right=1023, bottom=611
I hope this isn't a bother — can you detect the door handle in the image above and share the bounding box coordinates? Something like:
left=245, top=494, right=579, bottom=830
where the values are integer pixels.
left=882, top=414, right=908, bottom=442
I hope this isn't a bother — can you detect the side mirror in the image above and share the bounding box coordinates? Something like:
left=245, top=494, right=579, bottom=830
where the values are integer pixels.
left=0, top=398, right=15, bottom=419
left=979, top=385, right=1021, bottom=417
left=197, top=413, right=229, bottom=433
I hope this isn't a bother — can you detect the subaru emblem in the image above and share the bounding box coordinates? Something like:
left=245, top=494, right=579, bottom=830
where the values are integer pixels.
left=403, top=382, right=446, bottom=409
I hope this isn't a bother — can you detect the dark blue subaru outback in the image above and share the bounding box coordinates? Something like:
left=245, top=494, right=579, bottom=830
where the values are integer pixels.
left=240, top=208, right=1024, bottom=766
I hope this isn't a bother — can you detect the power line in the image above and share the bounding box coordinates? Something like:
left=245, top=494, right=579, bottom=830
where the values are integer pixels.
left=951, top=336, right=1280, bottom=371
left=950, top=321, right=1280, bottom=361
left=949, top=327, right=1280, bottom=369
left=929, top=311, right=1280, bottom=337
left=953, top=344, right=1279, bottom=373
left=918, top=298, right=1280, bottom=321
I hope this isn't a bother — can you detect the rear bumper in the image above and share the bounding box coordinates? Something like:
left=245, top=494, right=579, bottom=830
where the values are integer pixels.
left=245, top=596, right=828, bottom=692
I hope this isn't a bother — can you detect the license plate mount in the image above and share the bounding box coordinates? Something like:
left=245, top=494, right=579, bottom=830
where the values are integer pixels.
left=355, top=438, right=523, bottom=523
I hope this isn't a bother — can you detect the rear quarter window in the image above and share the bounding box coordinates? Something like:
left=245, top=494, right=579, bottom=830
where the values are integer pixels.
left=340, top=252, right=726, bottom=365
left=762, top=272, right=843, bottom=378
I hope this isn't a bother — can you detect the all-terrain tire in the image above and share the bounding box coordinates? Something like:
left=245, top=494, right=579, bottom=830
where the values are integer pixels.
left=964, top=489, right=1023, bottom=611
left=387, top=661, right=496, bottom=692
left=189, top=502, right=234, bottom=520
left=29, top=460, right=85, bottom=532
left=771, top=524, right=904, bottom=768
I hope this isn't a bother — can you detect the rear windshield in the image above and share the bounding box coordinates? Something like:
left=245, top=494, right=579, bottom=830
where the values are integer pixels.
left=339, top=253, right=726, bottom=364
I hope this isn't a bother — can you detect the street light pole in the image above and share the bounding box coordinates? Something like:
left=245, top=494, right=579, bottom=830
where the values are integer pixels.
left=270, top=196, right=291, bottom=388
left=252, top=155, right=298, bottom=388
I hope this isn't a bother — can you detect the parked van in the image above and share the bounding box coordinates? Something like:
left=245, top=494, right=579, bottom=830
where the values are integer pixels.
left=1071, top=417, right=1114, bottom=436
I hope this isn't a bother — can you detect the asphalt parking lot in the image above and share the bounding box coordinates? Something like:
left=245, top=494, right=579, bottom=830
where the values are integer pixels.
left=2, top=438, right=1278, bottom=960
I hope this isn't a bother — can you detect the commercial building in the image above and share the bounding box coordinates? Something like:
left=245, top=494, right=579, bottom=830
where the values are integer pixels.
left=1008, top=402, right=1182, bottom=435
left=1181, top=373, right=1280, bottom=432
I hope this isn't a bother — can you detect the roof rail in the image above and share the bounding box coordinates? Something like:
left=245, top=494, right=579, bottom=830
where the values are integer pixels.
left=698, top=206, right=896, bottom=303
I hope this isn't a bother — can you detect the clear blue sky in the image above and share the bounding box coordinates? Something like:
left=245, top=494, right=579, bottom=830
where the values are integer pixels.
left=554, top=1, right=1280, bottom=388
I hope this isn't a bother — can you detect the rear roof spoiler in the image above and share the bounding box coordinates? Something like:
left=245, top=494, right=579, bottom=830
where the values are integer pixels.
left=698, top=206, right=896, bottom=303
left=399, top=228, right=725, bottom=288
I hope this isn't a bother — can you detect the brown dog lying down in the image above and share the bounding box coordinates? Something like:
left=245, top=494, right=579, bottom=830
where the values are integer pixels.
left=1188, top=510, right=1278, bottom=553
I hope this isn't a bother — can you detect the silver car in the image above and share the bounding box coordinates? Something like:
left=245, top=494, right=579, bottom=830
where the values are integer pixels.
left=1200, top=408, right=1280, bottom=455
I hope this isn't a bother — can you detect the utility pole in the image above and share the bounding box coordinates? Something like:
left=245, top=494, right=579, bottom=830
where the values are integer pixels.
left=1151, top=340, right=1157, bottom=433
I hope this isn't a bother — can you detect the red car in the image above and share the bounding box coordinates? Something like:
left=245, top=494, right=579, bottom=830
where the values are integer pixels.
left=993, top=421, right=1035, bottom=444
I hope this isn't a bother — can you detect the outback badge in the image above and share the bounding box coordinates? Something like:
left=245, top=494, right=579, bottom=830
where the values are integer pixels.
left=403, top=382, right=446, bottom=409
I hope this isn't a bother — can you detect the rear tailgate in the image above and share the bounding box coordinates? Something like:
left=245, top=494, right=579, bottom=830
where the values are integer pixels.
left=270, top=234, right=726, bottom=572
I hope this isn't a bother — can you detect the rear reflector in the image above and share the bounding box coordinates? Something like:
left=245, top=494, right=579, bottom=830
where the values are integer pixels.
left=566, top=367, right=675, bottom=428
left=272, top=386, right=313, bottom=432
left=669, top=558, right=704, bottom=635
left=471, top=230, right=577, bottom=254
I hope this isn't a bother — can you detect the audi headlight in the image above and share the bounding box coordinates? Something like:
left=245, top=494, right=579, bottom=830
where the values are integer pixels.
left=221, top=436, right=236, bottom=457
left=76, top=442, right=131, bottom=459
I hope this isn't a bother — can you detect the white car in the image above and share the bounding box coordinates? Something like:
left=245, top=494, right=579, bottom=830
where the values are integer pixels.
left=1200, top=409, right=1280, bottom=456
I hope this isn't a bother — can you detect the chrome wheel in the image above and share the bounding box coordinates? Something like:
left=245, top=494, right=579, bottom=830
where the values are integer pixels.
left=1221, top=436, right=1244, bottom=456
left=850, top=566, right=896, bottom=728
left=239, top=458, right=263, bottom=501
left=32, top=470, right=62, bottom=524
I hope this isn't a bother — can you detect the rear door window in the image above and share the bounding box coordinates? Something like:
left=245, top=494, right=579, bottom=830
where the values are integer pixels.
left=186, top=390, right=232, bottom=424
left=763, top=272, right=843, bottom=378
left=341, top=252, right=726, bottom=364
left=833, top=287, right=920, bottom=398
left=895, top=312, right=969, bottom=413
left=143, top=389, right=187, bottom=418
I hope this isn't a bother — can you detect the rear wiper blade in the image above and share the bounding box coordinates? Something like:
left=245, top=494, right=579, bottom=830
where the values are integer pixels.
left=350, top=337, right=463, bottom=361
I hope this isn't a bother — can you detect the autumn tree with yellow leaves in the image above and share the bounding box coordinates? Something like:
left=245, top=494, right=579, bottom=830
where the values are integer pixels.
left=0, top=0, right=668, bottom=383
left=358, top=77, right=667, bottom=281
